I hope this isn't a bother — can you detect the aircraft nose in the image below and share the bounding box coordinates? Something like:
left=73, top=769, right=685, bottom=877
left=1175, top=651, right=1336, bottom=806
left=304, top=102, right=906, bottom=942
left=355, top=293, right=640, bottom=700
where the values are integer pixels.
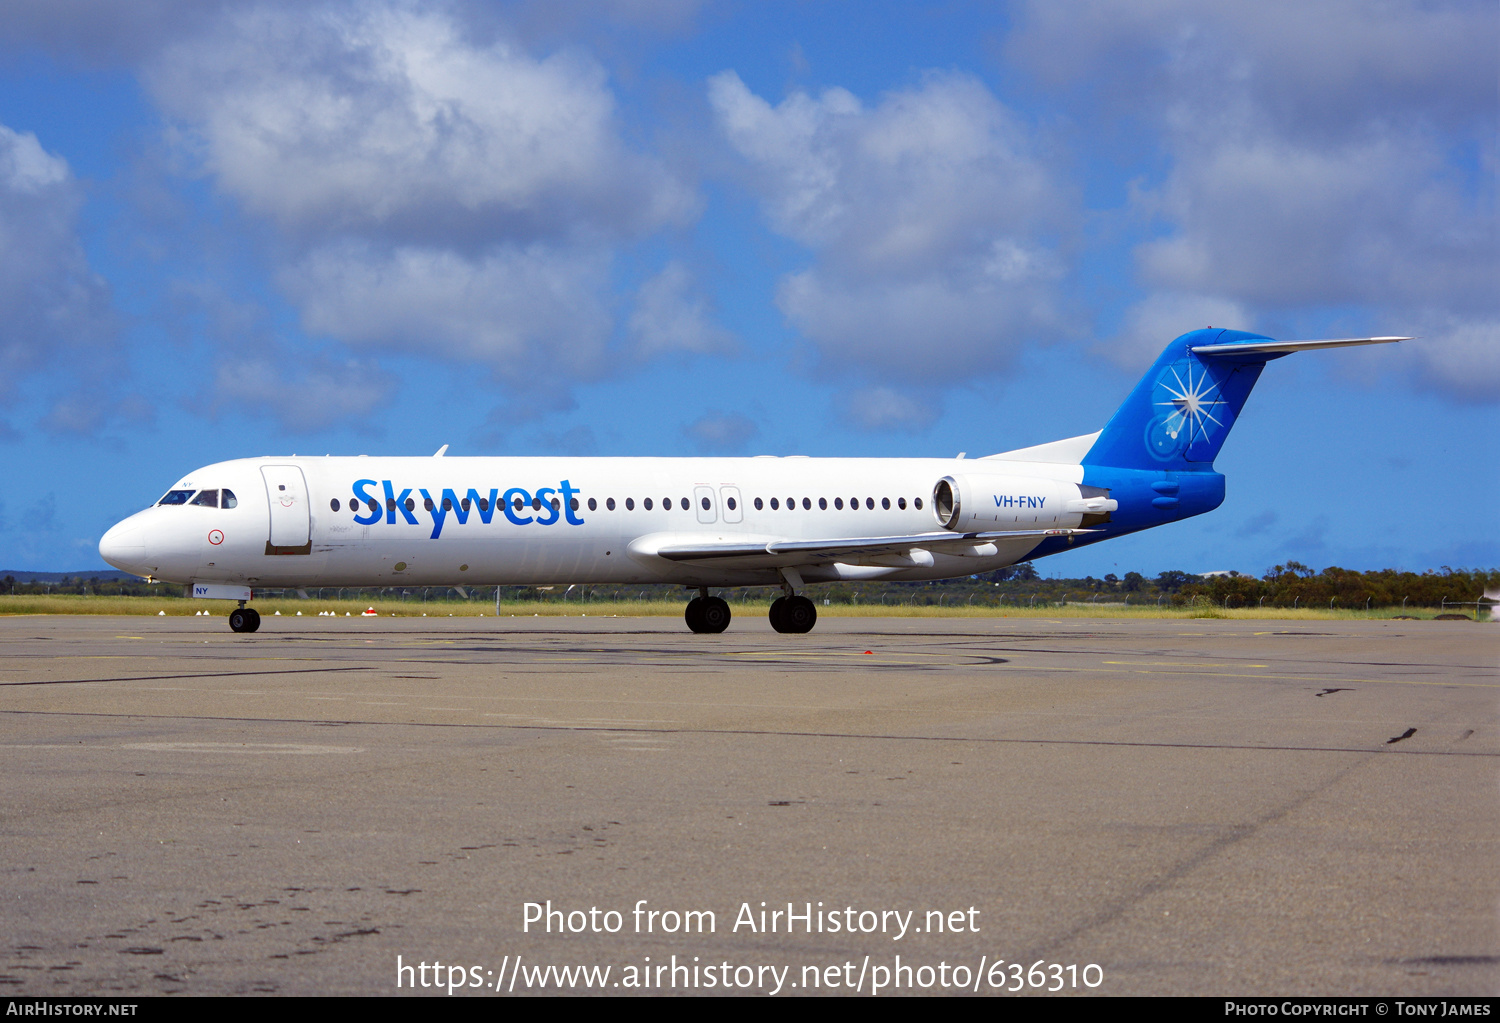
left=99, top=519, right=147, bottom=572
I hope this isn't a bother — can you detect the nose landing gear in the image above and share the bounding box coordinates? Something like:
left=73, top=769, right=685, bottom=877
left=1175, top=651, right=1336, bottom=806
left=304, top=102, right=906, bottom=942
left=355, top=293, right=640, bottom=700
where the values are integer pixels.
left=685, top=589, right=732, bottom=634
left=229, top=601, right=261, bottom=633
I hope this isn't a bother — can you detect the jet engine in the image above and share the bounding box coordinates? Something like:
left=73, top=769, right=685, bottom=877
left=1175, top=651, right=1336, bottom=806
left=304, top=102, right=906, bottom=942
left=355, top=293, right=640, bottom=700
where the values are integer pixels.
left=932, top=475, right=1117, bottom=533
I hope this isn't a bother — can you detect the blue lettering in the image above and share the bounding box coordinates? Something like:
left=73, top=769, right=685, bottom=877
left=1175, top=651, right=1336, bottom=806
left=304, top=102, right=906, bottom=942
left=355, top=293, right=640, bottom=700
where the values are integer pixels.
left=534, top=487, right=560, bottom=526
left=467, top=488, right=499, bottom=524
left=560, top=480, right=584, bottom=525
left=1037, top=496, right=1045, bottom=509
left=502, top=487, right=532, bottom=525
left=442, top=488, right=470, bottom=526
left=383, top=480, right=418, bottom=525
left=421, top=489, right=446, bottom=539
left=352, top=479, right=381, bottom=525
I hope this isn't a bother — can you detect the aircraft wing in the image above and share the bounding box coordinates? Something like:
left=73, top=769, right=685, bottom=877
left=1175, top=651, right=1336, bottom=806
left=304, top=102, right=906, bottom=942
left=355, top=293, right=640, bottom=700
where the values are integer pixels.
left=644, top=528, right=1093, bottom=565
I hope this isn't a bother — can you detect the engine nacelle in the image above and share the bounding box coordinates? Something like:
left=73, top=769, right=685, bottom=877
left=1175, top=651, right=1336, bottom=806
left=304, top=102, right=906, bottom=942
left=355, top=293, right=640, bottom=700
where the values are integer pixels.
left=932, top=474, right=1116, bottom=533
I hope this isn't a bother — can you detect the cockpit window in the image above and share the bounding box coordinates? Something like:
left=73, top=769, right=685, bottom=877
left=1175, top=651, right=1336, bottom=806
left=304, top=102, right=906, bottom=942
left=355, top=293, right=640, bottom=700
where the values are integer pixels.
left=158, top=490, right=195, bottom=506
left=222, top=489, right=237, bottom=509
left=190, top=489, right=219, bottom=508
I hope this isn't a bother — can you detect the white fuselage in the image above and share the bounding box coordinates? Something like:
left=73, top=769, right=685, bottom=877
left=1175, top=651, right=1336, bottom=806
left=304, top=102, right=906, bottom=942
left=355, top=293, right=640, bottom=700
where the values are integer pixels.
left=99, top=455, right=1088, bottom=590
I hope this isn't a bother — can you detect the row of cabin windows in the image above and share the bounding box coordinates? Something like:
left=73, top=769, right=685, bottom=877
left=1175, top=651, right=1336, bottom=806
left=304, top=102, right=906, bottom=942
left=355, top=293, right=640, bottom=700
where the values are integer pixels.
left=157, top=489, right=239, bottom=509
left=329, top=494, right=922, bottom=514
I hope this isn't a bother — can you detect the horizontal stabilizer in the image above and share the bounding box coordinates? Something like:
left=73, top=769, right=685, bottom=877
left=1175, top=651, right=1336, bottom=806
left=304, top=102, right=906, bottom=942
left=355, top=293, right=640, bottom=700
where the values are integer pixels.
left=1191, top=336, right=1409, bottom=357
left=651, top=528, right=1094, bottom=564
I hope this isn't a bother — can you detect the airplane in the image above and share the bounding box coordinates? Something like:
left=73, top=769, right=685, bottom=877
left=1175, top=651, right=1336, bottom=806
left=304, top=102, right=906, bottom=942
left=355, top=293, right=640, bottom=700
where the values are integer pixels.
left=98, top=329, right=1405, bottom=634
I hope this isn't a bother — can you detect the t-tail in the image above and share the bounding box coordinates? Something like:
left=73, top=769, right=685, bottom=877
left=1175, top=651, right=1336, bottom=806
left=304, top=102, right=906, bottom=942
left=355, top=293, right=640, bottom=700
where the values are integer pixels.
left=1083, top=329, right=1407, bottom=472
left=1024, top=329, right=1407, bottom=555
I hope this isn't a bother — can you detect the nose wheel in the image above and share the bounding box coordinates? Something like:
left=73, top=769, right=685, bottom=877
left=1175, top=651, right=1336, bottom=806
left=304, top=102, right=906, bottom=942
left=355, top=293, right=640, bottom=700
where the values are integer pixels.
left=229, top=607, right=261, bottom=633
left=685, top=594, right=731, bottom=634
left=769, top=595, right=816, bottom=634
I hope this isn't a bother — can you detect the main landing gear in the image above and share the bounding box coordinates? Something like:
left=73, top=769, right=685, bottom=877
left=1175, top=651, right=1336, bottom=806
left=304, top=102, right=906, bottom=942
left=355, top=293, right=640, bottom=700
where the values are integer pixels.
left=769, top=567, right=816, bottom=634
left=769, top=594, right=816, bottom=634
left=229, top=601, right=261, bottom=633
left=685, top=589, right=732, bottom=634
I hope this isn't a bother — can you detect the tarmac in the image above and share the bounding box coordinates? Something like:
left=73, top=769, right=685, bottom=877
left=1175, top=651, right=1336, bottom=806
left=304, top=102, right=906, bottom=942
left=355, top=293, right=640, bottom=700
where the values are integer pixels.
left=1, top=613, right=1495, bottom=996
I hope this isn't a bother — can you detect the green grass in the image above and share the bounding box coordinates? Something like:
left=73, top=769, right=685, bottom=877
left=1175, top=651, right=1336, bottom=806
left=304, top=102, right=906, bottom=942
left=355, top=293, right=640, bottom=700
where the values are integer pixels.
left=0, top=594, right=1486, bottom=621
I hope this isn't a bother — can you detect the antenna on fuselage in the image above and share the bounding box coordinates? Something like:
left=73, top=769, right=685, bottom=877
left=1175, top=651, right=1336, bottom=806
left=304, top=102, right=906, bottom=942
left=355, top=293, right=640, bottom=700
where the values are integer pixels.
left=433, top=444, right=449, bottom=457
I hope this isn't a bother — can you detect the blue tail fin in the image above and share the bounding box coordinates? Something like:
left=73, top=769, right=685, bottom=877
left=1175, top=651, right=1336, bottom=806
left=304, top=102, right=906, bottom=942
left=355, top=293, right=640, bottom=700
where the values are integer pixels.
left=1083, top=328, right=1277, bottom=471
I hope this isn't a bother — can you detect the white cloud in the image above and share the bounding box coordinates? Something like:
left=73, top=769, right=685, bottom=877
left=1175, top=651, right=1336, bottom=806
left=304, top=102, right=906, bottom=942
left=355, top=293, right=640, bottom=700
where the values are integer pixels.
left=627, top=261, right=735, bottom=359
left=284, top=242, right=613, bottom=383
left=683, top=411, right=758, bottom=452
left=148, top=5, right=693, bottom=242
left=841, top=386, right=939, bottom=433
left=212, top=355, right=393, bottom=434
left=1106, top=293, right=1254, bottom=371
left=1005, top=0, right=1497, bottom=402
left=0, top=124, right=115, bottom=401
left=710, top=70, right=1073, bottom=384
left=1403, top=317, right=1500, bottom=405
left=138, top=2, right=706, bottom=420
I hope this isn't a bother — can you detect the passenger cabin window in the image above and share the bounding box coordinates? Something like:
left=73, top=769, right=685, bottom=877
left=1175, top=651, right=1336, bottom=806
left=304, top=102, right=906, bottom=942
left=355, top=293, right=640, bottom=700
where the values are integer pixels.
left=818, top=498, right=827, bottom=510
left=802, top=497, right=811, bottom=510
left=754, top=497, right=763, bottom=510
left=158, top=490, right=194, bottom=506
left=865, top=497, right=875, bottom=510
left=190, top=489, right=219, bottom=508
left=330, top=498, right=341, bottom=512
left=222, top=490, right=237, bottom=509
left=644, top=498, right=653, bottom=510
left=898, top=497, right=907, bottom=510
left=606, top=497, right=615, bottom=511
left=442, top=497, right=452, bottom=511
left=587, top=498, right=597, bottom=511
left=424, top=497, right=434, bottom=511
left=914, top=497, right=923, bottom=510
left=461, top=498, right=471, bottom=511
left=727, top=497, right=737, bottom=510
left=626, top=498, right=635, bottom=510
left=835, top=497, right=844, bottom=510
left=882, top=497, right=890, bottom=510
left=770, top=497, right=779, bottom=510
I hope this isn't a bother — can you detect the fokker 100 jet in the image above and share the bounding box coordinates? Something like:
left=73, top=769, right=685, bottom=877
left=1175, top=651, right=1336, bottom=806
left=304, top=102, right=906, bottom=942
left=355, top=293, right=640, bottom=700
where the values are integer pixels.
left=99, top=330, right=1404, bottom=634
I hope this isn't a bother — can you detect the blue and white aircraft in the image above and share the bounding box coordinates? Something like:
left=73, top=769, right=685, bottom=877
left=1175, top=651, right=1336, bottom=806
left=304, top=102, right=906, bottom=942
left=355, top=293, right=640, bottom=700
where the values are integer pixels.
left=99, top=330, right=1404, bottom=634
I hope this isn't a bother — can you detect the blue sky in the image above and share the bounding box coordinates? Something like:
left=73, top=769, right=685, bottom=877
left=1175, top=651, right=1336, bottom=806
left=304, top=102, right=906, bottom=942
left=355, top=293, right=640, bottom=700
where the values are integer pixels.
left=0, top=0, right=1494, bottom=577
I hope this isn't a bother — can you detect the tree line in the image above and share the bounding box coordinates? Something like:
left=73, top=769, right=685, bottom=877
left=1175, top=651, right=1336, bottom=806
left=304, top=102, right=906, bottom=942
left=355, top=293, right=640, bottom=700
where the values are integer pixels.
left=3, top=562, right=1495, bottom=609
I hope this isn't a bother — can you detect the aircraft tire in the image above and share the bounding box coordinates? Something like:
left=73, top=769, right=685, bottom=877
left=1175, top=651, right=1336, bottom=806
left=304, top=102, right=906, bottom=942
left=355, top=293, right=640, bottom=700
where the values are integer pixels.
left=684, top=597, right=708, bottom=633
left=768, top=596, right=790, bottom=633
left=783, top=595, right=817, bottom=633
left=229, top=608, right=261, bottom=633
left=699, top=596, right=731, bottom=634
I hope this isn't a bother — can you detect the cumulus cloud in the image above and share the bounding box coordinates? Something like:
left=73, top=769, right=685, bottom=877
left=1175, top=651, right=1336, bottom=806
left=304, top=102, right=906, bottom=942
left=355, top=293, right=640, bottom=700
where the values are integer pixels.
left=627, top=261, right=735, bottom=360
left=148, top=6, right=692, bottom=243
left=139, top=2, right=703, bottom=417
left=683, top=411, right=758, bottom=453
left=1106, top=293, right=1254, bottom=371
left=710, top=70, right=1072, bottom=384
left=284, top=242, right=613, bottom=382
left=0, top=124, right=115, bottom=400
left=840, top=386, right=939, bottom=433
left=1007, top=0, right=1497, bottom=401
left=212, top=355, right=393, bottom=434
